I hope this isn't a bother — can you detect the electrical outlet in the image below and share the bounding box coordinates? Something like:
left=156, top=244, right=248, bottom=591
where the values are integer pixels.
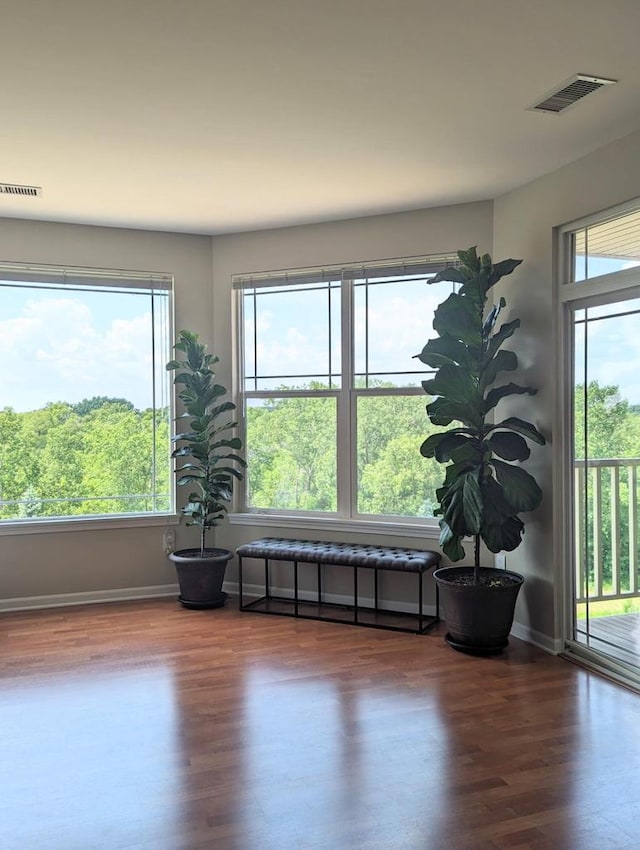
left=163, top=530, right=175, bottom=554
left=495, top=553, right=506, bottom=570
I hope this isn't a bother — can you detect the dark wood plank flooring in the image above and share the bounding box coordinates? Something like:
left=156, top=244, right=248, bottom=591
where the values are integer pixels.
left=1, top=599, right=639, bottom=850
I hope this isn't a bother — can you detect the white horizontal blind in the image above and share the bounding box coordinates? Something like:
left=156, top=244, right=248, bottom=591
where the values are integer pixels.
left=232, top=253, right=458, bottom=290
left=0, top=261, right=173, bottom=291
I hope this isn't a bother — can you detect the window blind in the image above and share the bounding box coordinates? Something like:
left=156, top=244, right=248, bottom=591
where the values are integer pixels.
left=0, top=261, right=173, bottom=291
left=232, top=253, right=459, bottom=290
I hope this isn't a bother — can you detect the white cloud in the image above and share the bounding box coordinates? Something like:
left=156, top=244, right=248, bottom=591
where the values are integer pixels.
left=0, top=295, right=157, bottom=412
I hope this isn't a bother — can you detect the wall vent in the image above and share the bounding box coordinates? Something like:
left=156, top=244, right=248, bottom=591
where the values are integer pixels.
left=0, top=183, right=42, bottom=198
left=529, top=74, right=617, bottom=114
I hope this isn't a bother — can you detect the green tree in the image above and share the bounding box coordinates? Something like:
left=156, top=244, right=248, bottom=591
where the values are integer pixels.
left=574, top=381, right=640, bottom=593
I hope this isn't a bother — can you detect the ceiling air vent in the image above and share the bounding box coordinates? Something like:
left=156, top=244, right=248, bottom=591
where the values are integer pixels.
left=529, top=74, right=617, bottom=114
left=0, top=182, right=42, bottom=198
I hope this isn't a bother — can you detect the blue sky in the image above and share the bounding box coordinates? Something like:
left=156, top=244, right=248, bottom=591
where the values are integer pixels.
left=0, top=283, right=169, bottom=412
left=574, top=256, right=640, bottom=405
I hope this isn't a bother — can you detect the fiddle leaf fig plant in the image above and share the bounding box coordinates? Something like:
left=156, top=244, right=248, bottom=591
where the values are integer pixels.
left=167, top=330, right=246, bottom=556
left=415, top=247, right=545, bottom=581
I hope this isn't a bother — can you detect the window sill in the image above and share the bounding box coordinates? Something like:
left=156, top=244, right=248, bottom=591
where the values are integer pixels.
left=0, top=513, right=180, bottom=537
left=228, top=512, right=440, bottom=541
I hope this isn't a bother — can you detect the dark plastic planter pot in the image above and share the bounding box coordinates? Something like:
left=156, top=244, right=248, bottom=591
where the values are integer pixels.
left=433, top=566, right=524, bottom=654
left=169, top=548, right=233, bottom=609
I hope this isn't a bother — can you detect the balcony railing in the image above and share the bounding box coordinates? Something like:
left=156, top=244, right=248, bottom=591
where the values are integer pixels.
left=574, top=457, right=640, bottom=604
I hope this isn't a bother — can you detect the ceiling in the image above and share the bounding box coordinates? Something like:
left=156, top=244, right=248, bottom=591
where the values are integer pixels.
left=2, top=0, right=640, bottom=235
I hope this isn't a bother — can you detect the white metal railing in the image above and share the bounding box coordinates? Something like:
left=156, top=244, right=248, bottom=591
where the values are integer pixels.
left=574, top=457, right=640, bottom=604
left=0, top=492, right=171, bottom=519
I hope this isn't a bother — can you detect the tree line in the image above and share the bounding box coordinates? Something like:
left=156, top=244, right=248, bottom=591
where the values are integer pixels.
left=0, top=397, right=169, bottom=519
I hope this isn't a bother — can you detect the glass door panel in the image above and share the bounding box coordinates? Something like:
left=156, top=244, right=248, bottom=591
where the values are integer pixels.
left=573, top=297, right=640, bottom=668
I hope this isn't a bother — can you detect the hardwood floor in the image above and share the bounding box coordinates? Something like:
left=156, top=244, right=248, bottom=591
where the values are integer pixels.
left=1, top=599, right=639, bottom=850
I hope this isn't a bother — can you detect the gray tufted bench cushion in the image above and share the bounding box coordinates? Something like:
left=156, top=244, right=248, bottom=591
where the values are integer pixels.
left=236, top=537, right=440, bottom=572
left=235, top=537, right=441, bottom=634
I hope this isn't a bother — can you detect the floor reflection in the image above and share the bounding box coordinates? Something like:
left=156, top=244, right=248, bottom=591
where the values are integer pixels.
left=236, top=664, right=449, bottom=850
left=4, top=602, right=640, bottom=849
left=0, top=665, right=182, bottom=850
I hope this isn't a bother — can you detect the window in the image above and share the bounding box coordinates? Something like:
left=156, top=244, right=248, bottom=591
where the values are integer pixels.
left=570, top=206, right=640, bottom=282
left=0, top=263, right=173, bottom=524
left=234, top=255, right=458, bottom=523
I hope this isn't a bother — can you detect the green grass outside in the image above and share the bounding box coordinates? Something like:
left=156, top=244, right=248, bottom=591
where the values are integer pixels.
left=576, top=594, right=640, bottom=619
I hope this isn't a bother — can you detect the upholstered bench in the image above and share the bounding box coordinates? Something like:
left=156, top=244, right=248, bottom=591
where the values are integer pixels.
left=235, top=537, right=441, bottom=634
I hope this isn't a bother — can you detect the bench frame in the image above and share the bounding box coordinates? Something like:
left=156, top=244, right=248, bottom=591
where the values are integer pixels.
left=237, top=538, right=441, bottom=635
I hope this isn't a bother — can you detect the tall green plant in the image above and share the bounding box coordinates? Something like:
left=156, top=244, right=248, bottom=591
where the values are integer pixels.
left=167, top=330, right=246, bottom=556
left=415, top=247, right=545, bottom=581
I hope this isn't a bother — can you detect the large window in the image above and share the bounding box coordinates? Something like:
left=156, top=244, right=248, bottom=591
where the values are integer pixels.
left=0, top=263, right=173, bottom=524
left=235, top=255, right=458, bottom=523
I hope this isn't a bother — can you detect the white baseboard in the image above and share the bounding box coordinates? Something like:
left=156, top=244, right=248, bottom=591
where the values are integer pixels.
left=225, top=579, right=438, bottom=617
left=511, top=620, right=563, bottom=654
left=0, top=583, right=179, bottom=613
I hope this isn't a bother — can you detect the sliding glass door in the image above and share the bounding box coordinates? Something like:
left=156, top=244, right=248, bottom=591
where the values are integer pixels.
left=561, top=201, right=640, bottom=682
left=572, top=295, right=640, bottom=669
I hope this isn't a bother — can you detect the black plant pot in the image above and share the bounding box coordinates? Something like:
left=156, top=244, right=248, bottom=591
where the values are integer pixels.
left=433, top=566, right=524, bottom=655
left=169, top=548, right=233, bottom=609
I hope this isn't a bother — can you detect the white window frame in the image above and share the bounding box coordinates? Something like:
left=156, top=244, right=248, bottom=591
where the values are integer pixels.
left=0, top=261, right=177, bottom=536
left=557, top=197, right=640, bottom=680
left=231, top=254, right=458, bottom=539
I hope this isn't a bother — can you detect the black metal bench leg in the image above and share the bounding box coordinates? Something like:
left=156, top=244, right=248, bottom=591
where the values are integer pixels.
left=354, top=567, right=358, bottom=624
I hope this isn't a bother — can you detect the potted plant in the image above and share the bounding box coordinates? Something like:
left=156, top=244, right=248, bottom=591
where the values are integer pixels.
left=415, top=247, right=545, bottom=653
left=166, top=329, right=246, bottom=609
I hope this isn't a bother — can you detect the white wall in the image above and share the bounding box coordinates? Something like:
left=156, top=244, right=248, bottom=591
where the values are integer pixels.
left=493, top=127, right=640, bottom=649
left=0, top=218, right=212, bottom=603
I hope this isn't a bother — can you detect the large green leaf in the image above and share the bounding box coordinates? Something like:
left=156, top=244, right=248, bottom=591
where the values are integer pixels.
left=439, top=520, right=466, bottom=562
left=440, top=468, right=482, bottom=536
left=483, top=383, right=536, bottom=414
left=480, top=349, right=517, bottom=389
left=209, top=401, right=237, bottom=418
left=478, top=477, right=525, bottom=552
left=486, top=258, right=523, bottom=290
left=433, top=292, right=483, bottom=346
left=429, top=267, right=469, bottom=285
left=457, top=246, right=480, bottom=271
left=488, top=417, right=546, bottom=445
left=458, top=267, right=490, bottom=304
left=427, top=397, right=481, bottom=428
left=485, top=319, right=520, bottom=361
left=420, top=431, right=473, bottom=461
left=210, top=437, right=243, bottom=450
left=414, top=335, right=471, bottom=368
left=486, top=431, right=530, bottom=461
left=481, top=515, right=525, bottom=553
left=177, top=473, right=206, bottom=485
left=422, top=363, right=480, bottom=405
left=491, top=459, right=543, bottom=512
left=449, top=440, right=484, bottom=468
